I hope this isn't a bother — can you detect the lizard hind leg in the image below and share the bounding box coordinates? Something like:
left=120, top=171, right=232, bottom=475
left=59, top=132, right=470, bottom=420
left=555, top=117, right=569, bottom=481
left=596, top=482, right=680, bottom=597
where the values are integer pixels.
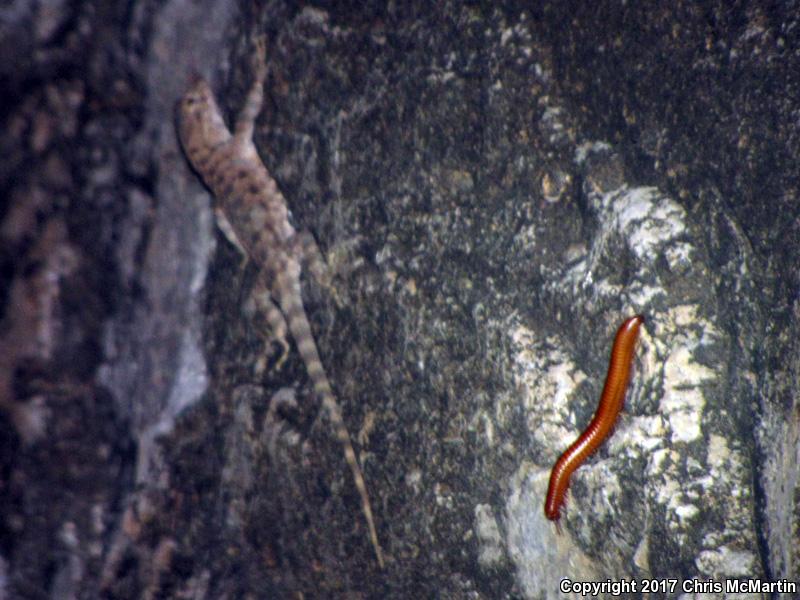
left=293, top=231, right=344, bottom=309
left=247, top=281, right=290, bottom=375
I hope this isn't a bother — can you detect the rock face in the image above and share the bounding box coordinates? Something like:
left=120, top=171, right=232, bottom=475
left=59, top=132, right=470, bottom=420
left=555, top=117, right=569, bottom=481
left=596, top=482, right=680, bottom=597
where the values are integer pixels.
left=1, top=1, right=798, bottom=598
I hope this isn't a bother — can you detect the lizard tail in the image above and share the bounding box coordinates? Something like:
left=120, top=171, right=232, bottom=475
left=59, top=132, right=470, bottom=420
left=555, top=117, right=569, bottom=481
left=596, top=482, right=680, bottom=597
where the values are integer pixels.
left=282, top=285, right=385, bottom=568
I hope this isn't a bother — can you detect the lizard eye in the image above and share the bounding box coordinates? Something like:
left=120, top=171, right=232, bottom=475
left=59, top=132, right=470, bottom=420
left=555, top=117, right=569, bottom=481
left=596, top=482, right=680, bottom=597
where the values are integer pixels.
left=184, top=94, right=204, bottom=108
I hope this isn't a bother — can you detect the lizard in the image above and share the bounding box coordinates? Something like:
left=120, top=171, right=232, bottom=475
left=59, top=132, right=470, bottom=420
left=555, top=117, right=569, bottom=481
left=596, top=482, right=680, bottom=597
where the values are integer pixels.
left=176, top=36, right=384, bottom=569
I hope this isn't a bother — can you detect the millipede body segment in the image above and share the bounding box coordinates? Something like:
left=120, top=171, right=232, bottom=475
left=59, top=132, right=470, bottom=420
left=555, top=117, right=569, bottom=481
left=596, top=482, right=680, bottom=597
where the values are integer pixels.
left=544, top=314, right=645, bottom=522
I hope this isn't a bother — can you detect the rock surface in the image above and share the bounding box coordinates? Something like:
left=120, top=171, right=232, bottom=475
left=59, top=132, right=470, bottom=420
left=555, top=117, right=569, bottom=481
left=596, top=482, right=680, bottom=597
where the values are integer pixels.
left=1, top=1, right=798, bottom=598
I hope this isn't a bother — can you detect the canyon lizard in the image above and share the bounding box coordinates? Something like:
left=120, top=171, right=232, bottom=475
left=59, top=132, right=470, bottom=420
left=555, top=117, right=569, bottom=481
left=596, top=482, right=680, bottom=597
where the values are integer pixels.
left=177, top=37, right=383, bottom=568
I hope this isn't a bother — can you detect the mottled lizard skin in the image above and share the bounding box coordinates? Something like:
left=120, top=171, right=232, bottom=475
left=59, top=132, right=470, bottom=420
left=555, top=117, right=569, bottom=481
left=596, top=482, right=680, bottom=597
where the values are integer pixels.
left=177, top=37, right=383, bottom=568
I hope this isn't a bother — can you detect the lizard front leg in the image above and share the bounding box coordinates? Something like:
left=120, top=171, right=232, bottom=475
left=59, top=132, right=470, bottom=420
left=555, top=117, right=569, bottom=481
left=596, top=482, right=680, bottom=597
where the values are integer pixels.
left=234, top=35, right=268, bottom=143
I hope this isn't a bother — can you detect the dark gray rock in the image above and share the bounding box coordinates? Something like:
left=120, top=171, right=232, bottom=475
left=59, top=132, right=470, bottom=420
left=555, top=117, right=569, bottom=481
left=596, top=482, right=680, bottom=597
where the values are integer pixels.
left=1, top=1, right=797, bottom=598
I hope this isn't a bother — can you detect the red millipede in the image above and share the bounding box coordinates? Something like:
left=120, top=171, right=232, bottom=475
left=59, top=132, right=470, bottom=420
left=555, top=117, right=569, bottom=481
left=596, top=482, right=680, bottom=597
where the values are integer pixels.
left=544, top=314, right=645, bottom=522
